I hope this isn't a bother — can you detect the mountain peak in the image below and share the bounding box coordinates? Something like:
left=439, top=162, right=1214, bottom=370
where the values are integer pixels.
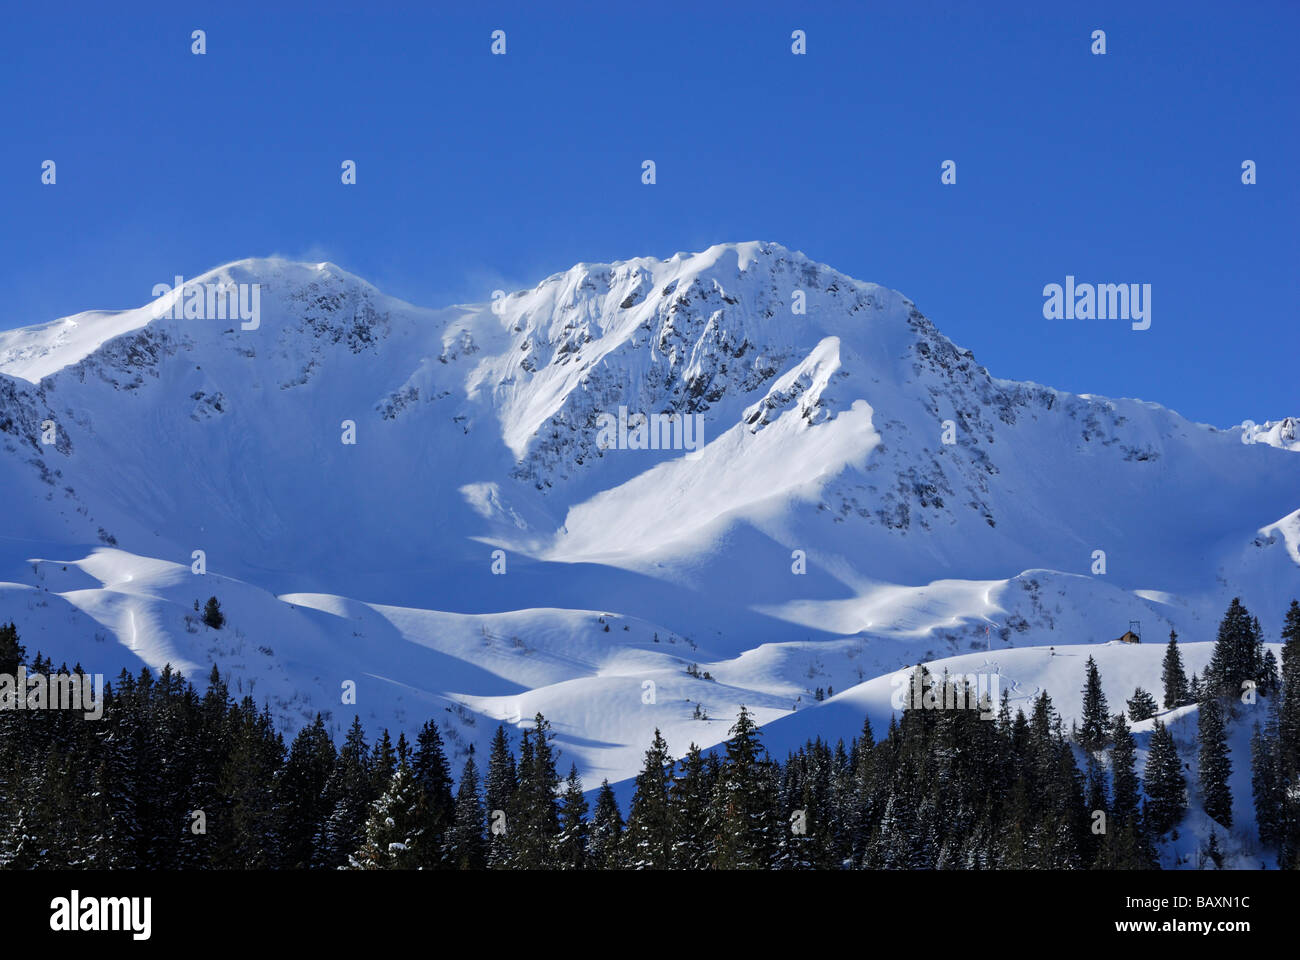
left=0, top=242, right=1296, bottom=807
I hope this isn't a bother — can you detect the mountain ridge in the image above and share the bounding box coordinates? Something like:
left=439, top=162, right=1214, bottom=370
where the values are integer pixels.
left=0, top=241, right=1295, bottom=805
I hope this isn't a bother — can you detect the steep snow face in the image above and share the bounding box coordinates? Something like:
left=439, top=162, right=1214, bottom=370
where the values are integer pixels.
left=0, top=242, right=1296, bottom=794
left=477, top=242, right=908, bottom=488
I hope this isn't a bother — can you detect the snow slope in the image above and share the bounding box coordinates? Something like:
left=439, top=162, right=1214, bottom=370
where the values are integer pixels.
left=0, top=242, right=1295, bottom=809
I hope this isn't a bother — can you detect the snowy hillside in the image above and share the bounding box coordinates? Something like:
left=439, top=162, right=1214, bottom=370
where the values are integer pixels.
left=0, top=241, right=1296, bottom=800
left=756, top=638, right=1284, bottom=868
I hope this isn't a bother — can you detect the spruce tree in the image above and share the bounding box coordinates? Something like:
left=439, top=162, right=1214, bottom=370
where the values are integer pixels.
left=668, top=743, right=714, bottom=869
left=1250, top=722, right=1283, bottom=851
left=850, top=716, right=882, bottom=866
left=349, top=758, right=422, bottom=869
left=88, top=688, right=140, bottom=868
left=1110, top=713, right=1140, bottom=828
left=1081, top=770, right=1108, bottom=868
left=510, top=714, right=560, bottom=868
left=711, top=706, right=777, bottom=869
left=776, top=743, right=834, bottom=870
left=483, top=725, right=517, bottom=869
left=94, top=672, right=145, bottom=868
left=446, top=756, right=486, bottom=870
left=1041, top=731, right=1088, bottom=869
left=1279, top=599, right=1300, bottom=778
left=1085, top=753, right=1107, bottom=824
left=1261, top=649, right=1280, bottom=697
left=0, top=621, right=25, bottom=675
left=314, top=716, right=373, bottom=868
left=1079, top=656, right=1109, bottom=751
left=1143, top=719, right=1186, bottom=835
left=826, top=738, right=854, bottom=866
left=1207, top=598, right=1259, bottom=699
left=1204, top=829, right=1224, bottom=868
left=410, top=719, right=455, bottom=869
left=1198, top=696, right=1233, bottom=828
left=588, top=780, right=625, bottom=869
left=273, top=714, right=336, bottom=868
left=201, top=596, right=225, bottom=630
left=556, top=765, right=589, bottom=870
left=1283, top=599, right=1300, bottom=677
left=624, top=728, right=675, bottom=869
left=1126, top=687, right=1158, bottom=722
left=1162, top=629, right=1189, bottom=708
left=211, top=700, right=284, bottom=869
left=186, top=665, right=232, bottom=864
left=370, top=730, right=397, bottom=798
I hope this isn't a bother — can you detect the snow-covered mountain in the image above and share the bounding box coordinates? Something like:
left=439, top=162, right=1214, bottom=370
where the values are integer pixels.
left=0, top=241, right=1296, bottom=800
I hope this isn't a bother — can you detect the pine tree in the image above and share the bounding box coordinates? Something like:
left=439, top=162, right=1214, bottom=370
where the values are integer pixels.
left=1094, top=818, right=1151, bottom=870
left=1207, top=598, right=1259, bottom=700
left=509, top=714, right=560, bottom=868
left=850, top=716, right=882, bottom=867
left=1279, top=599, right=1300, bottom=778
left=711, top=706, right=777, bottom=869
left=182, top=665, right=232, bottom=868
left=668, top=743, right=715, bottom=869
left=1162, top=629, right=1189, bottom=708
left=624, top=728, right=674, bottom=869
left=87, top=684, right=140, bottom=868
left=1260, top=691, right=1295, bottom=868
left=1127, top=687, right=1158, bottom=722
left=1143, top=720, right=1186, bottom=835
left=1198, top=696, right=1233, bottom=828
left=1261, top=649, right=1280, bottom=697
left=144, top=665, right=202, bottom=869
left=775, top=742, right=834, bottom=870
left=348, top=758, right=422, bottom=869
left=588, top=780, right=625, bottom=869
left=1283, top=599, right=1300, bottom=676
left=1079, top=656, right=1109, bottom=751
left=446, top=756, right=486, bottom=870
left=483, top=725, right=517, bottom=869
left=314, top=716, right=373, bottom=868
left=0, top=621, right=25, bottom=676
left=1251, top=616, right=1266, bottom=695
left=370, top=730, right=396, bottom=798
left=201, top=596, right=225, bottom=630
left=1110, top=713, right=1140, bottom=828
left=94, top=671, right=147, bottom=868
left=410, top=720, right=455, bottom=869
left=273, top=714, right=336, bottom=868
left=1204, top=829, right=1224, bottom=868
left=556, top=765, right=589, bottom=870
left=1085, top=752, right=1107, bottom=823
left=211, top=700, right=284, bottom=869
left=0, top=623, right=26, bottom=865
left=1250, top=721, right=1283, bottom=851
left=1040, top=731, right=1088, bottom=869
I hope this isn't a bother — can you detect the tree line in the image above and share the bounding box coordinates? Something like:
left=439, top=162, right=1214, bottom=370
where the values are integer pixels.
left=0, top=598, right=1297, bottom=869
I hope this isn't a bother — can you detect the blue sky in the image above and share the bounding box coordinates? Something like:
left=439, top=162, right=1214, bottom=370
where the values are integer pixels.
left=2, top=0, right=1296, bottom=426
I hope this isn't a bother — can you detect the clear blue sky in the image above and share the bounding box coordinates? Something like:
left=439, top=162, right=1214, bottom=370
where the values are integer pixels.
left=2, top=0, right=1296, bottom=426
